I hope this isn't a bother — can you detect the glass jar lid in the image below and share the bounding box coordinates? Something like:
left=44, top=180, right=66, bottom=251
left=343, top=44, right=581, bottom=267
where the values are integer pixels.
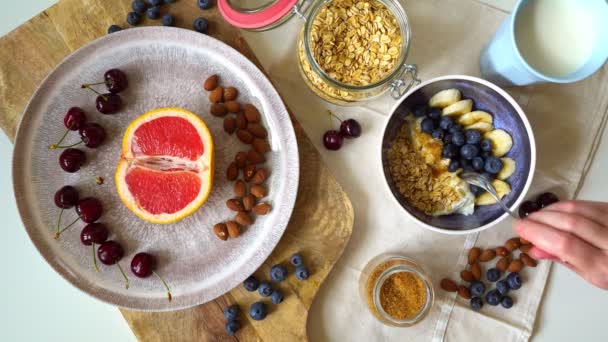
left=218, top=0, right=308, bottom=31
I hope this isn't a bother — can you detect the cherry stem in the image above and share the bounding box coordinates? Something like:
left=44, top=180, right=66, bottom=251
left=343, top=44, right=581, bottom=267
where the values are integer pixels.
left=153, top=271, right=172, bottom=301
left=81, top=167, right=104, bottom=185
left=53, top=140, right=83, bottom=149
left=328, top=110, right=343, bottom=123
left=55, top=208, right=64, bottom=234
left=92, top=243, right=99, bottom=272
left=48, top=129, right=71, bottom=149
left=54, top=216, right=80, bottom=239
left=116, top=263, right=129, bottom=289
left=84, top=81, right=106, bottom=86
left=81, top=84, right=108, bottom=101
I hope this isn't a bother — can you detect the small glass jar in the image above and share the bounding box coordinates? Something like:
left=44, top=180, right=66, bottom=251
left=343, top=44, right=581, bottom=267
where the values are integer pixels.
left=218, top=0, right=420, bottom=105
left=359, top=253, right=434, bottom=327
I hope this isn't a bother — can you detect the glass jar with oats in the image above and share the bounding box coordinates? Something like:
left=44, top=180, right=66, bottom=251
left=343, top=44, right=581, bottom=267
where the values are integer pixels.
left=359, top=253, right=434, bottom=327
left=218, top=0, right=420, bottom=105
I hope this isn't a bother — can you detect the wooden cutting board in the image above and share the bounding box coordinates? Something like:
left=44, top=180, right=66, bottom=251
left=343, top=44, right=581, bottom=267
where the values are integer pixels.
left=0, top=1, right=354, bottom=340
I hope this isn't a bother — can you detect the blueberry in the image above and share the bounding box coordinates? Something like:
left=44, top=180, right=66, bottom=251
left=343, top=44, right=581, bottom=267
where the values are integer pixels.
left=198, top=0, right=213, bottom=10
left=271, top=289, right=284, bottom=304
left=485, top=290, right=502, bottom=306
left=486, top=268, right=501, bottom=282
left=290, top=253, right=304, bottom=267
left=107, top=25, right=122, bottom=34
left=451, top=131, right=465, bottom=146
left=480, top=138, right=492, bottom=152
left=463, top=162, right=475, bottom=173
left=243, top=275, right=260, bottom=292
left=420, top=118, right=435, bottom=134
left=496, top=280, right=510, bottom=296
left=412, top=104, right=427, bottom=118
left=448, top=159, right=460, bottom=173
left=146, top=6, right=161, bottom=19
left=428, top=108, right=442, bottom=120
left=506, top=272, right=522, bottom=290
left=147, top=0, right=162, bottom=6
left=465, top=129, right=481, bottom=144
left=193, top=17, right=209, bottom=33
left=470, top=185, right=484, bottom=196
left=449, top=124, right=463, bottom=133
left=132, top=0, right=148, bottom=13
left=442, top=144, right=459, bottom=159
left=500, top=296, right=514, bottom=309
left=470, top=297, right=483, bottom=311
left=270, top=264, right=288, bottom=282
left=443, top=133, right=453, bottom=144
left=162, top=14, right=175, bottom=26
left=225, top=320, right=240, bottom=336
left=439, top=116, right=454, bottom=130
left=470, top=281, right=486, bottom=297
left=295, top=266, right=309, bottom=280
left=249, top=302, right=267, bottom=321
left=481, top=150, right=492, bottom=159
left=471, top=156, right=485, bottom=171
left=127, top=12, right=141, bottom=26
left=484, top=156, right=503, bottom=174
left=258, top=282, right=273, bottom=297
left=224, top=305, right=239, bottom=321
left=460, top=144, right=480, bottom=160
left=431, top=128, right=445, bottom=140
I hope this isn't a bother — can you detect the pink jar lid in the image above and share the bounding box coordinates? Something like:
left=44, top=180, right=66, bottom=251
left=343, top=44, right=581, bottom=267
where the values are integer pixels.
left=218, top=0, right=300, bottom=30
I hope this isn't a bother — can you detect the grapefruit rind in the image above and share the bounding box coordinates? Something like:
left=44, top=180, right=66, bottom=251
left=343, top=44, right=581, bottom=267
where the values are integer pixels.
left=116, top=108, right=214, bottom=224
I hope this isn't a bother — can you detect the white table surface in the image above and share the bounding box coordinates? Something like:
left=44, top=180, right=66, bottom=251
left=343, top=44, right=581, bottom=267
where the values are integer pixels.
left=0, top=1, right=606, bottom=341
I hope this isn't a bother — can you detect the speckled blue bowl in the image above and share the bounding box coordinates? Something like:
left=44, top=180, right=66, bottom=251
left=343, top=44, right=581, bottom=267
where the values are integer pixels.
left=381, top=75, right=535, bottom=234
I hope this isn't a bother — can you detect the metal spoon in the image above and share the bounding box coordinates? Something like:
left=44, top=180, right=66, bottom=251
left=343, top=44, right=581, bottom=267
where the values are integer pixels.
left=461, top=172, right=518, bottom=219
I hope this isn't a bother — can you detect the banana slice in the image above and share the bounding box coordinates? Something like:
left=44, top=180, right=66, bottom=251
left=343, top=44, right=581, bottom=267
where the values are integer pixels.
left=484, top=129, right=513, bottom=157
left=475, top=180, right=512, bottom=205
left=465, top=122, right=494, bottom=133
left=497, top=158, right=516, bottom=180
left=457, top=111, right=493, bottom=126
left=442, top=99, right=473, bottom=116
left=429, top=89, right=461, bottom=108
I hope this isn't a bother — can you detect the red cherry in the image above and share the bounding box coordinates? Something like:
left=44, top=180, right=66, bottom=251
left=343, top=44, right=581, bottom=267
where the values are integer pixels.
left=323, top=130, right=343, bottom=150
left=130, top=252, right=172, bottom=301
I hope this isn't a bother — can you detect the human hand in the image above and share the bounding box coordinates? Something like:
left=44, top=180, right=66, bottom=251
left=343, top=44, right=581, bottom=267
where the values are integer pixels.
left=514, top=200, right=608, bottom=290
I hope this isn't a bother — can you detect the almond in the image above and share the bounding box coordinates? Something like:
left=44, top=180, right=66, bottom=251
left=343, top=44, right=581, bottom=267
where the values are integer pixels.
left=520, top=253, right=537, bottom=267
left=225, top=101, right=241, bottom=113
left=496, top=256, right=510, bottom=272
left=505, top=237, right=521, bottom=252
left=226, top=198, right=245, bottom=212
left=235, top=151, right=247, bottom=168
left=495, top=246, right=509, bottom=257
left=209, top=86, right=223, bottom=103
left=247, top=149, right=265, bottom=164
left=244, top=104, right=261, bottom=123
left=247, top=123, right=268, bottom=138
left=457, top=285, right=471, bottom=299
left=471, top=262, right=481, bottom=281
left=203, top=75, right=218, bottom=91
left=460, top=270, right=474, bottom=282
left=234, top=180, right=247, bottom=198
left=223, top=117, right=236, bottom=134
left=226, top=162, right=238, bottom=181
left=223, top=87, right=238, bottom=101
left=226, top=221, right=240, bottom=238
left=210, top=103, right=227, bottom=117
left=244, top=164, right=256, bottom=182
left=236, top=113, right=247, bottom=129
left=519, top=244, right=532, bottom=254
left=468, top=247, right=481, bottom=265
left=213, top=223, right=228, bottom=241
left=253, top=202, right=271, bottom=215
left=252, top=168, right=269, bottom=185
left=440, top=278, right=458, bottom=292
left=252, top=138, right=270, bottom=154
left=250, top=184, right=267, bottom=198
left=243, top=194, right=256, bottom=211
left=507, top=259, right=524, bottom=273
left=237, top=129, right=254, bottom=144
left=519, top=237, right=531, bottom=245
left=235, top=212, right=253, bottom=226
left=479, top=249, right=496, bottom=262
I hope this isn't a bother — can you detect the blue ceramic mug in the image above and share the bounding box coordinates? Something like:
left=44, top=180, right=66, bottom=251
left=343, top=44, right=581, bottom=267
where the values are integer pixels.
left=480, top=0, right=608, bottom=86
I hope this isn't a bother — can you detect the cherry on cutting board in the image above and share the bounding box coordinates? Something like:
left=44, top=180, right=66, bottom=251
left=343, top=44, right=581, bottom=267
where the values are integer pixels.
left=98, top=240, right=129, bottom=289
left=323, top=111, right=362, bottom=150
left=131, top=252, right=172, bottom=301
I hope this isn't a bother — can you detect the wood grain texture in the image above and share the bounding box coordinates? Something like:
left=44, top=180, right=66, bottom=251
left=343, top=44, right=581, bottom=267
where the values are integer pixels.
left=0, top=0, right=354, bottom=341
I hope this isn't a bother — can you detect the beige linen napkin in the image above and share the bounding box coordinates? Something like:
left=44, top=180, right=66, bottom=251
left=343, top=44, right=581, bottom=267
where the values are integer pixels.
left=242, top=0, right=608, bottom=340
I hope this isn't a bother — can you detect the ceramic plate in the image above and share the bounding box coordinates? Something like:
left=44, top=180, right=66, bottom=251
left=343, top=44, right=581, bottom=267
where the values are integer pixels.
left=12, top=27, right=299, bottom=311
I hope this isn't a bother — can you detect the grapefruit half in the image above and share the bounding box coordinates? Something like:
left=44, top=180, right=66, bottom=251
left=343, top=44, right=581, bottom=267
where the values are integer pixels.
left=116, top=108, right=214, bottom=224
